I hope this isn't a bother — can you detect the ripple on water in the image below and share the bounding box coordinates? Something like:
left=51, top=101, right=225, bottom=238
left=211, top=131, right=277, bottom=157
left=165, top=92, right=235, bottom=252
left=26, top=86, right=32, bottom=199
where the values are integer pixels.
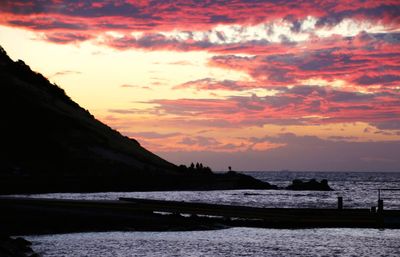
left=27, top=228, right=400, bottom=257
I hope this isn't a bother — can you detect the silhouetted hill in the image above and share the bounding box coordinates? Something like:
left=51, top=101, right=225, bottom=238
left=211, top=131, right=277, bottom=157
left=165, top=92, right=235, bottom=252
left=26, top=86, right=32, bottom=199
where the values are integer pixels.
left=0, top=45, right=275, bottom=193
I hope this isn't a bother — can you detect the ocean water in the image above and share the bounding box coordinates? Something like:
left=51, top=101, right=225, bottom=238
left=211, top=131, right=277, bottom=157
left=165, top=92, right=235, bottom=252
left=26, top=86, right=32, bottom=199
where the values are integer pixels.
left=19, top=171, right=400, bottom=209
left=26, top=228, right=400, bottom=257
left=19, top=172, right=400, bottom=256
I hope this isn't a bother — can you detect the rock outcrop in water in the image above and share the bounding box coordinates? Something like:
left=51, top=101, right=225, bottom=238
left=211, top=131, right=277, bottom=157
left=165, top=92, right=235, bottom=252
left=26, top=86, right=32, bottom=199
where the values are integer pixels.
left=0, top=45, right=276, bottom=193
left=286, top=179, right=333, bottom=191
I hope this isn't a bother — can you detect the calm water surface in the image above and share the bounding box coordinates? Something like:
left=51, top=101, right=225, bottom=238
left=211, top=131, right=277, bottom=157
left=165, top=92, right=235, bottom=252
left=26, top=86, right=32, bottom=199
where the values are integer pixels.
left=17, top=172, right=400, bottom=256
left=26, top=228, right=400, bottom=257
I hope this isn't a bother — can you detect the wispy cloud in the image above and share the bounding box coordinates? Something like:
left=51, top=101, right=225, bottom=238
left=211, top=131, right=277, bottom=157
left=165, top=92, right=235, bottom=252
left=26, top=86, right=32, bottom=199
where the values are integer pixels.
left=120, top=84, right=152, bottom=90
left=50, top=70, right=82, bottom=77
left=125, top=131, right=182, bottom=139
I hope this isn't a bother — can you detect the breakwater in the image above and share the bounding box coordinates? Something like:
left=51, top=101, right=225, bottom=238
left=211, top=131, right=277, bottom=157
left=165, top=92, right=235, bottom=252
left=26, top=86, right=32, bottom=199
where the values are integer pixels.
left=1, top=196, right=399, bottom=235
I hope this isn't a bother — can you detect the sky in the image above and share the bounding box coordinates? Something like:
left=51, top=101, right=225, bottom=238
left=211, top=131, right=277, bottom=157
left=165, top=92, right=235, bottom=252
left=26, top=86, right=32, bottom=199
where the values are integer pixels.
left=0, top=0, right=400, bottom=171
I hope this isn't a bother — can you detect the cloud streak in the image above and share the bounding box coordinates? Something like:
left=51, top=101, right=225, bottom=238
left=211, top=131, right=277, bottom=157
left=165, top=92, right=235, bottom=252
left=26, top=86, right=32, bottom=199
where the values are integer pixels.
left=143, top=85, right=400, bottom=127
left=50, top=70, right=82, bottom=77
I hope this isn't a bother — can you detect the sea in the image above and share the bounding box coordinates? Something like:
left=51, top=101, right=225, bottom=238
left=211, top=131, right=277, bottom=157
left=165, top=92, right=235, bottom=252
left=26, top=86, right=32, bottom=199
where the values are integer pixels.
left=20, top=171, right=400, bottom=257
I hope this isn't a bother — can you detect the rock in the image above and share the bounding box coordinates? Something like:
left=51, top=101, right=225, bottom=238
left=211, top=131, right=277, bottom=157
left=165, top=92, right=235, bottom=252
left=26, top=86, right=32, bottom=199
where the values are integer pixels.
left=286, top=179, right=333, bottom=191
left=14, top=237, right=32, bottom=247
left=224, top=171, right=278, bottom=189
left=0, top=236, right=37, bottom=257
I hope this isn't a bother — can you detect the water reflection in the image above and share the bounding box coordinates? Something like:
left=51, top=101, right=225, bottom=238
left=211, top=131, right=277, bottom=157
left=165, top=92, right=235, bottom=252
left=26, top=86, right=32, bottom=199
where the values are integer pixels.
left=27, top=228, right=400, bottom=257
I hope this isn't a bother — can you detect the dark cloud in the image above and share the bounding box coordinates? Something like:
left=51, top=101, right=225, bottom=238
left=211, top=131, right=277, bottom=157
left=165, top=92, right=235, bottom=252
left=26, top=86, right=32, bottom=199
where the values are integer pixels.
left=316, top=4, right=400, bottom=27
left=174, top=78, right=257, bottom=91
left=328, top=136, right=359, bottom=141
left=44, top=32, right=93, bottom=43
left=179, top=136, right=221, bottom=146
left=326, top=90, right=375, bottom=102
left=8, top=19, right=88, bottom=30
left=372, top=120, right=400, bottom=130
left=209, top=14, right=236, bottom=23
left=212, top=50, right=365, bottom=84
left=354, top=75, right=400, bottom=86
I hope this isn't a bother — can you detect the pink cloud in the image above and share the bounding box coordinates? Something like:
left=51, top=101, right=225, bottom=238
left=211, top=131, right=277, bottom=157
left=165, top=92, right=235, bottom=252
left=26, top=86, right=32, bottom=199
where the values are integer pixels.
left=174, top=78, right=260, bottom=91
left=1, top=1, right=399, bottom=45
left=208, top=33, right=400, bottom=88
left=44, top=32, right=93, bottom=43
left=144, top=85, right=400, bottom=127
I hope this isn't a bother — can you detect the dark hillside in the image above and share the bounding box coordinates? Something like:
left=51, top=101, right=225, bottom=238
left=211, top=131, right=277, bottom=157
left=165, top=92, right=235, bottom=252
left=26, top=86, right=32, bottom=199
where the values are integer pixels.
left=0, top=46, right=176, bottom=177
left=0, top=46, right=275, bottom=193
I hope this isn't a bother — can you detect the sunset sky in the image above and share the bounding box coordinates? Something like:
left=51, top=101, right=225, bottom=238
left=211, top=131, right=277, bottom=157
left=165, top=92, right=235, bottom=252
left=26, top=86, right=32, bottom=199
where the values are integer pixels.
left=1, top=0, right=400, bottom=171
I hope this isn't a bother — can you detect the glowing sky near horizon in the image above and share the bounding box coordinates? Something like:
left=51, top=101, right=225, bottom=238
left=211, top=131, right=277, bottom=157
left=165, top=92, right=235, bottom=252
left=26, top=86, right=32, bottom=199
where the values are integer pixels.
left=1, top=0, right=400, bottom=171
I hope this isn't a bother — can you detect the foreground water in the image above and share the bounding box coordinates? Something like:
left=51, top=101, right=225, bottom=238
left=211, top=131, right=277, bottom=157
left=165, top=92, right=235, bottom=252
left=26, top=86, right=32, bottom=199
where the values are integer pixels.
left=26, top=228, right=400, bottom=257
left=17, top=172, right=400, bottom=256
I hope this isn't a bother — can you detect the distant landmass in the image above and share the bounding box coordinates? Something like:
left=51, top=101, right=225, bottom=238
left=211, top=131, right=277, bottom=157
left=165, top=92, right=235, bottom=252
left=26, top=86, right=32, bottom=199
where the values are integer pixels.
left=0, top=45, right=276, bottom=194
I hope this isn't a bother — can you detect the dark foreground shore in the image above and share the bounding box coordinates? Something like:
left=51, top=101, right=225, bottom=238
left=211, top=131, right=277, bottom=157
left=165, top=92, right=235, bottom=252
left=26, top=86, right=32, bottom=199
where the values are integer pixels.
left=0, top=236, right=38, bottom=257
left=1, top=196, right=399, bottom=237
left=0, top=171, right=279, bottom=195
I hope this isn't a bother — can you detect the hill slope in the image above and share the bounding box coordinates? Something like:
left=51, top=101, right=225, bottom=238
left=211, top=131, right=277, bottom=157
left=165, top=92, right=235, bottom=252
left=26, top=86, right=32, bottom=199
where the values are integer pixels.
left=0, top=46, right=275, bottom=193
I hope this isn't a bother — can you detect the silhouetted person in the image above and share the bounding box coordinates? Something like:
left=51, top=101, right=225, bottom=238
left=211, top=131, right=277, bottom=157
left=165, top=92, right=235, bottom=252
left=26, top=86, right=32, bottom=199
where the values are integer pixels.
left=228, top=166, right=232, bottom=172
